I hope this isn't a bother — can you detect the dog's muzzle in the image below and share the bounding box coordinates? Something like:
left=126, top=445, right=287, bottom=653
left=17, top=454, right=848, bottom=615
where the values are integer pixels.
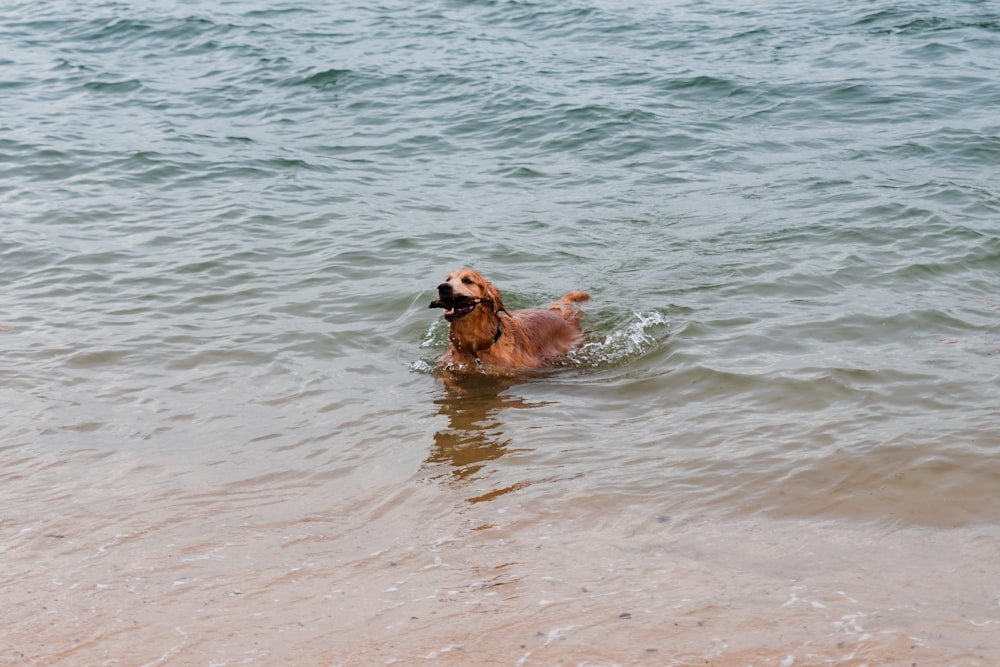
left=429, top=285, right=485, bottom=321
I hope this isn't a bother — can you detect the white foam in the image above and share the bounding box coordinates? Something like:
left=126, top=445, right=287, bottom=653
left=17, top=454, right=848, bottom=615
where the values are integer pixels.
left=572, top=310, right=669, bottom=366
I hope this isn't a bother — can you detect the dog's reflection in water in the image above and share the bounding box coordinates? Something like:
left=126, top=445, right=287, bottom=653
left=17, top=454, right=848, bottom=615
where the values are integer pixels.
left=425, top=373, right=550, bottom=501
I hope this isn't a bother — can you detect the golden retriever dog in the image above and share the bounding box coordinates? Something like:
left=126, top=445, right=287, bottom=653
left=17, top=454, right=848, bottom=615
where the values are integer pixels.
left=429, top=269, right=589, bottom=372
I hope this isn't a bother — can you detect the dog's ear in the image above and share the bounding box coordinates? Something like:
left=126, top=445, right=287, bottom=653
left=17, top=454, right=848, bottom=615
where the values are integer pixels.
left=485, top=280, right=509, bottom=316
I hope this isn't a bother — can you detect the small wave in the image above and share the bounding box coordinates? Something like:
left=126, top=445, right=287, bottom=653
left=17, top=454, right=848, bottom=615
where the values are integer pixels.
left=74, top=17, right=152, bottom=43
left=409, top=359, right=435, bottom=374
left=83, top=78, right=143, bottom=94
left=419, top=319, right=449, bottom=350
left=293, top=68, right=355, bottom=88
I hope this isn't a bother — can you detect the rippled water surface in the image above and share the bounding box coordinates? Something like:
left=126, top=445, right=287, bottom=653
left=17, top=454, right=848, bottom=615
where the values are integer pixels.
left=2, top=0, right=999, bottom=664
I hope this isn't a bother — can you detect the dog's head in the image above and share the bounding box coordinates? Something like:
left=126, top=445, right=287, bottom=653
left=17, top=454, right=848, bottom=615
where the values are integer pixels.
left=429, top=269, right=507, bottom=321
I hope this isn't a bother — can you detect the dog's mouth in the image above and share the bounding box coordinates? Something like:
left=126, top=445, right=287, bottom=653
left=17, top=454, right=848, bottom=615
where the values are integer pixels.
left=429, top=296, right=480, bottom=321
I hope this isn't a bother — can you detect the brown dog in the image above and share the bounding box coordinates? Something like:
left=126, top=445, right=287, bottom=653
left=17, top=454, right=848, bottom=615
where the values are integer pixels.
left=429, top=269, right=589, bottom=372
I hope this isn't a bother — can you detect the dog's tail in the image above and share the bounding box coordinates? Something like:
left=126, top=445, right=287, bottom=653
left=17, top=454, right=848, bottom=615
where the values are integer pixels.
left=548, top=291, right=590, bottom=323
left=560, top=291, right=591, bottom=303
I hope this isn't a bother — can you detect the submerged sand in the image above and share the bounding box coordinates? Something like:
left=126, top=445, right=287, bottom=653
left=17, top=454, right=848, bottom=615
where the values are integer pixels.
left=4, top=467, right=997, bottom=666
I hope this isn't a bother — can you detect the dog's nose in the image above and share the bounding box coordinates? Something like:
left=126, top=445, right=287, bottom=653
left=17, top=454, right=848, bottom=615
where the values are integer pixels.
left=437, top=282, right=453, bottom=295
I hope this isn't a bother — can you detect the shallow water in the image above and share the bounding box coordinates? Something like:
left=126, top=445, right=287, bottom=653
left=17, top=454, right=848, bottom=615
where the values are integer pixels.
left=2, top=0, right=999, bottom=664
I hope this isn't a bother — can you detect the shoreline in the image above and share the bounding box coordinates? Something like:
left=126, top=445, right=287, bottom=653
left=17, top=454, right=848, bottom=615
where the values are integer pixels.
left=6, top=468, right=998, bottom=666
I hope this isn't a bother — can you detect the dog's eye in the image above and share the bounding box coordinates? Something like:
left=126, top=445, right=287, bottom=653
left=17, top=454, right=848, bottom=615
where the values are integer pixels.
left=462, top=277, right=474, bottom=285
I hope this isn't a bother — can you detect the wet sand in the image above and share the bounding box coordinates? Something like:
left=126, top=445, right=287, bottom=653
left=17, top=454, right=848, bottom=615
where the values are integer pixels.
left=4, top=464, right=998, bottom=667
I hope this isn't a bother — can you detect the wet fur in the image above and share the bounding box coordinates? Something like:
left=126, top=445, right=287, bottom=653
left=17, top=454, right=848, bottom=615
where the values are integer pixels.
left=432, top=269, right=589, bottom=372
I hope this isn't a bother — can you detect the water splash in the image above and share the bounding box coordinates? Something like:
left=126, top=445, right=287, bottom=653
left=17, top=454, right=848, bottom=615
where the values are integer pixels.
left=409, top=358, right=435, bottom=374
left=569, top=310, right=669, bottom=368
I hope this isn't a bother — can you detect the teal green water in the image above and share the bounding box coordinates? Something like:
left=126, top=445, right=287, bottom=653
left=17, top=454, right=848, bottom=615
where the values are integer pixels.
left=2, top=1, right=1000, bottom=662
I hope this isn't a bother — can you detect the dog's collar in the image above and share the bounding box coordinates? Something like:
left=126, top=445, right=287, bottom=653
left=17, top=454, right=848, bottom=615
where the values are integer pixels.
left=474, top=324, right=504, bottom=369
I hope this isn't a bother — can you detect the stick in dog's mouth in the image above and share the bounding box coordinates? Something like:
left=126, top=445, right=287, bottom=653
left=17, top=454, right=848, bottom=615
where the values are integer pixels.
left=429, top=297, right=482, bottom=321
